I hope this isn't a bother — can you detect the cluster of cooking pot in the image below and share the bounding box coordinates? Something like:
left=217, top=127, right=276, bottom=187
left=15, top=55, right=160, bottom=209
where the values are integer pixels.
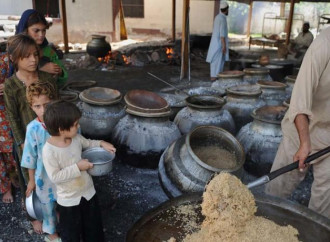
left=74, top=68, right=330, bottom=241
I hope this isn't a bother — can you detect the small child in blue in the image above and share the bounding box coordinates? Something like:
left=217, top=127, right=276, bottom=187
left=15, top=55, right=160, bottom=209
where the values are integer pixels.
left=21, top=81, right=61, bottom=242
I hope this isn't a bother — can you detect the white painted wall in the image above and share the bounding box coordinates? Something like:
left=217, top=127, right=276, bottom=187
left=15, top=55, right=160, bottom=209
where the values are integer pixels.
left=59, top=0, right=114, bottom=43
left=0, top=0, right=32, bottom=15
left=124, top=0, right=215, bottom=37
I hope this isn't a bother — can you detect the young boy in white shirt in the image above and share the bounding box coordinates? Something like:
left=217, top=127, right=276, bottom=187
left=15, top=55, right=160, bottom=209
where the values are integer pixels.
left=42, top=100, right=116, bottom=242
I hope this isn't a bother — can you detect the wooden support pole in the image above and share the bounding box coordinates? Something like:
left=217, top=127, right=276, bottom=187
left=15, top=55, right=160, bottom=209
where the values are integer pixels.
left=60, top=0, right=69, bottom=53
left=180, top=0, right=190, bottom=80
left=286, top=0, right=295, bottom=45
left=246, top=0, right=253, bottom=37
left=172, top=0, right=176, bottom=42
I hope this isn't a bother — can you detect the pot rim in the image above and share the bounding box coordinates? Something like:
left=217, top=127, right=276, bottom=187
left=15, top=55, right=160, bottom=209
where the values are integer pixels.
left=226, top=84, right=262, bottom=97
left=185, top=95, right=226, bottom=109
left=257, top=80, right=287, bottom=89
left=244, top=68, right=270, bottom=74
left=217, top=70, right=245, bottom=78
left=79, top=87, right=122, bottom=106
left=185, top=126, right=245, bottom=173
left=285, top=75, right=297, bottom=83
left=125, top=107, right=171, bottom=117
left=251, top=106, right=287, bottom=124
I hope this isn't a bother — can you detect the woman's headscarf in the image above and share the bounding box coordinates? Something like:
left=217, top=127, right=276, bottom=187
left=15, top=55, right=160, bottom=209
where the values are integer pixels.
left=15, top=9, right=49, bottom=47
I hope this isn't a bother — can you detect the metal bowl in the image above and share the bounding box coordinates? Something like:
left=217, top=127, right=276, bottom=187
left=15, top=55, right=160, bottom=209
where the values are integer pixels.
left=25, top=191, right=43, bottom=220
left=81, top=147, right=115, bottom=176
left=126, top=193, right=330, bottom=242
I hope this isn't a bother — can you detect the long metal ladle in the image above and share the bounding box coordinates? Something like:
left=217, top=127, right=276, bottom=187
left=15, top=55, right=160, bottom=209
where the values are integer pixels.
left=247, top=145, right=330, bottom=189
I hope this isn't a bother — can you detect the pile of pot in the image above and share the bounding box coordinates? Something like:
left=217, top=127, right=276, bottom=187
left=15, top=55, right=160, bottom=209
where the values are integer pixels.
left=158, top=125, right=245, bottom=197
left=77, top=87, right=125, bottom=139
left=236, top=105, right=287, bottom=177
left=112, top=90, right=181, bottom=169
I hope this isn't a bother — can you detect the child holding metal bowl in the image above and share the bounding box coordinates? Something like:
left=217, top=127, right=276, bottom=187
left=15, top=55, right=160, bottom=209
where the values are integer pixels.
left=42, top=100, right=116, bottom=242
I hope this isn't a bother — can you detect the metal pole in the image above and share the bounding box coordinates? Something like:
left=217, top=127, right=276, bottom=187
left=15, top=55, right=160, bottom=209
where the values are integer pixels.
left=286, top=0, right=295, bottom=45
left=60, top=0, right=69, bottom=53
left=172, top=0, right=176, bottom=42
left=180, top=0, right=190, bottom=80
left=246, top=0, right=253, bottom=37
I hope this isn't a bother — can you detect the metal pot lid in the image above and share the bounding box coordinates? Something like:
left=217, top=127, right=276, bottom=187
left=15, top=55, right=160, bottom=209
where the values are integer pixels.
left=217, top=70, right=245, bottom=78
left=251, top=105, right=288, bottom=124
left=252, top=64, right=284, bottom=69
left=244, top=68, right=270, bottom=74
left=179, top=87, right=226, bottom=97
left=124, top=90, right=170, bottom=115
left=79, top=87, right=122, bottom=105
left=231, top=58, right=256, bottom=63
left=157, top=92, right=186, bottom=108
left=125, top=107, right=171, bottom=118
left=226, top=84, right=262, bottom=96
left=185, top=95, right=226, bottom=109
left=285, top=75, right=297, bottom=83
left=257, top=80, right=287, bottom=89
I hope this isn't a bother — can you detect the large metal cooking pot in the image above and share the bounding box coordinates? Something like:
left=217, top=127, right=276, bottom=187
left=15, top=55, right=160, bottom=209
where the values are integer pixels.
left=26, top=191, right=43, bottom=220
left=157, top=92, right=186, bottom=121
left=81, top=147, right=115, bottom=176
left=112, top=114, right=181, bottom=169
left=126, top=193, right=330, bottom=242
left=175, top=86, right=226, bottom=98
left=174, top=95, right=235, bottom=135
left=236, top=106, right=286, bottom=177
left=158, top=126, right=245, bottom=197
left=257, top=80, right=288, bottom=106
left=243, top=68, right=272, bottom=84
left=285, top=75, right=297, bottom=95
left=269, top=58, right=295, bottom=77
left=251, top=64, right=285, bottom=82
left=223, top=84, right=266, bottom=133
left=211, top=70, right=246, bottom=90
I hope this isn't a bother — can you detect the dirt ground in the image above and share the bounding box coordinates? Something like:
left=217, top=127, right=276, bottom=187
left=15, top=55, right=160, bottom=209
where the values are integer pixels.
left=0, top=42, right=313, bottom=242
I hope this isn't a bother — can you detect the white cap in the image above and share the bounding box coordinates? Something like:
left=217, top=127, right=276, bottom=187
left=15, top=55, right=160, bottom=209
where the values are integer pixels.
left=220, top=1, right=229, bottom=10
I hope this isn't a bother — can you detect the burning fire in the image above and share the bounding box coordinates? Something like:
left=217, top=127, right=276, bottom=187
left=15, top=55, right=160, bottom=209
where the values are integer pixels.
left=98, top=51, right=111, bottom=63
left=166, top=47, right=174, bottom=58
left=122, top=55, right=130, bottom=64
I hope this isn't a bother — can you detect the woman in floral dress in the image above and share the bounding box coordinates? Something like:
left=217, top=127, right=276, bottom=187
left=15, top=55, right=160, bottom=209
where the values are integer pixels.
left=0, top=52, right=17, bottom=203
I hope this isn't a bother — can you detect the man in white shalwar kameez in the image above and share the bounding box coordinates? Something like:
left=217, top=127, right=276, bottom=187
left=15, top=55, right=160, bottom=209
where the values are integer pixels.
left=266, top=27, right=330, bottom=219
left=206, top=1, right=229, bottom=81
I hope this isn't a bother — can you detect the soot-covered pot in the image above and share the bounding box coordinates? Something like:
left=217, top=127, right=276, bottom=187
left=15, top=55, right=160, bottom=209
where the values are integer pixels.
left=157, top=92, right=186, bottom=121
left=77, top=87, right=125, bottom=139
left=112, top=90, right=181, bottom=169
left=251, top=64, right=285, bottom=81
left=223, top=84, right=266, bottom=133
left=174, top=95, right=235, bottom=135
left=86, top=35, right=111, bottom=58
left=243, top=68, right=272, bottom=84
left=236, top=105, right=287, bottom=177
left=285, top=75, right=297, bottom=95
left=159, top=126, right=245, bottom=197
left=211, top=70, right=245, bottom=90
left=257, top=80, right=288, bottom=106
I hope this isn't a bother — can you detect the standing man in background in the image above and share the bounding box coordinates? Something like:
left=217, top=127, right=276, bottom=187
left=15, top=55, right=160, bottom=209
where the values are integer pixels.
left=206, top=1, right=229, bottom=81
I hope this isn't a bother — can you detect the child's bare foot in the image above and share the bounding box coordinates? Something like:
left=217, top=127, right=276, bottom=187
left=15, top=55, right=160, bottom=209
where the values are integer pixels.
left=45, top=233, right=61, bottom=242
left=2, top=187, right=14, bottom=203
left=31, top=220, right=43, bottom=234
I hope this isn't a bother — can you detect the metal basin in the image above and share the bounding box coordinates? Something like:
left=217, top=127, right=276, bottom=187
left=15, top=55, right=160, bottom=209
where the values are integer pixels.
left=81, top=147, right=115, bottom=176
left=126, top=193, right=330, bottom=242
left=26, top=191, right=43, bottom=220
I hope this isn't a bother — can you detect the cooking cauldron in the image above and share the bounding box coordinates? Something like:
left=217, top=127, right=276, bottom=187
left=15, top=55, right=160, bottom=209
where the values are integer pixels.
left=159, top=126, right=244, bottom=197
left=236, top=106, right=286, bottom=176
left=251, top=64, right=285, bottom=82
left=211, top=70, right=245, bottom=90
left=257, top=80, right=288, bottom=106
left=229, top=58, right=256, bottom=70
left=174, top=95, right=235, bottom=134
left=243, top=68, right=272, bottom=84
left=126, top=193, right=330, bottom=242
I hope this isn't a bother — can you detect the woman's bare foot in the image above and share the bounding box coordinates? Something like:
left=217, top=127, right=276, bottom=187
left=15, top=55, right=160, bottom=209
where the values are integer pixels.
left=31, top=220, right=43, bottom=234
left=2, top=186, right=14, bottom=203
